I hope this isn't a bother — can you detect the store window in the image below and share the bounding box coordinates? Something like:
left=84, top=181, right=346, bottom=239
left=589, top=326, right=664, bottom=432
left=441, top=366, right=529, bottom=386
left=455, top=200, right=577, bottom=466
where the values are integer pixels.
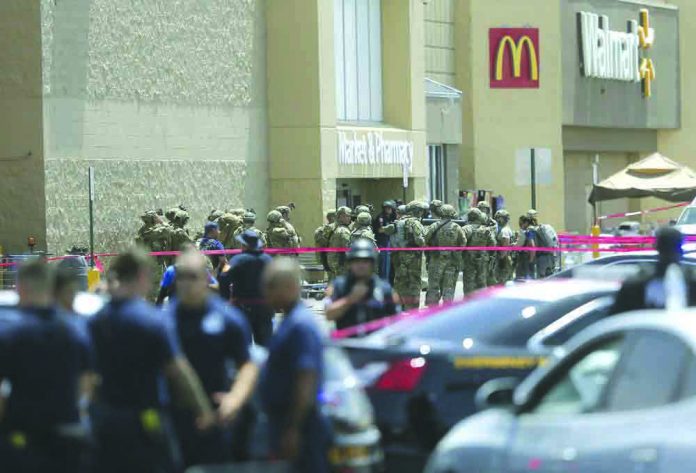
left=335, top=0, right=383, bottom=122
left=429, top=145, right=446, bottom=202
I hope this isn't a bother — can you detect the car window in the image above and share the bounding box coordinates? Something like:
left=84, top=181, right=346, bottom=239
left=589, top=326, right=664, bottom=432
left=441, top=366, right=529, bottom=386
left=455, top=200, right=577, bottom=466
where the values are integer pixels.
left=370, top=293, right=608, bottom=348
left=677, top=207, right=696, bottom=225
left=541, top=298, right=614, bottom=347
left=604, top=331, right=689, bottom=412
left=531, top=337, right=625, bottom=415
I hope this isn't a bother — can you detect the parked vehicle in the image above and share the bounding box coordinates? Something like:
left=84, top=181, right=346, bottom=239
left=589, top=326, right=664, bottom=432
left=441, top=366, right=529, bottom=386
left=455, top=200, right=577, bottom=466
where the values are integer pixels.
left=426, top=311, right=696, bottom=473
left=339, top=280, right=620, bottom=472
left=552, top=250, right=696, bottom=279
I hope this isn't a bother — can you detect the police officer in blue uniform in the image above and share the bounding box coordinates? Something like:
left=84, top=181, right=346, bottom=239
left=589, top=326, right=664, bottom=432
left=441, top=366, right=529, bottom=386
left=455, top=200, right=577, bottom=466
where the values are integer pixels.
left=259, top=258, right=331, bottom=473
left=0, top=259, right=94, bottom=473
left=220, top=229, right=274, bottom=346
left=166, top=249, right=258, bottom=467
left=326, top=238, right=398, bottom=332
left=88, top=248, right=215, bottom=473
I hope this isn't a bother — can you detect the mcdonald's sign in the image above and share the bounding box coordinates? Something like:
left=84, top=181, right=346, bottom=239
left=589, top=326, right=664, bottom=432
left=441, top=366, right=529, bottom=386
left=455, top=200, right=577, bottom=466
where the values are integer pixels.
left=489, top=28, right=540, bottom=89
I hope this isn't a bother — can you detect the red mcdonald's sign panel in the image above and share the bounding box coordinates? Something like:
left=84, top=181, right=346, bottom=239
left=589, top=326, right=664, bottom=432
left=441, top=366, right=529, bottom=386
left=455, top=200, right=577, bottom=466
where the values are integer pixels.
left=489, top=28, right=540, bottom=89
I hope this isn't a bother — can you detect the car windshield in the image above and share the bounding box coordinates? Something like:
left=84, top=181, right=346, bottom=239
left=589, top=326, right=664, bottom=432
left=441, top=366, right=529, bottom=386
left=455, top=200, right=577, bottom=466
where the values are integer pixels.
left=369, top=293, right=605, bottom=348
left=678, top=207, right=696, bottom=225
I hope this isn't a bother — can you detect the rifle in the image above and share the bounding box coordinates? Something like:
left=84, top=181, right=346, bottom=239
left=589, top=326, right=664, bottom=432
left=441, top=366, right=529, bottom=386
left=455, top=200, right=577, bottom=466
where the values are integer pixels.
left=421, top=219, right=469, bottom=227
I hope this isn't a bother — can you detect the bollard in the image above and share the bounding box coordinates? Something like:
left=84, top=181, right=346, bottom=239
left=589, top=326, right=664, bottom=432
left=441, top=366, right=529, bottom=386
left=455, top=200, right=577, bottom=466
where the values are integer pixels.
left=87, top=267, right=101, bottom=291
left=592, top=224, right=601, bottom=259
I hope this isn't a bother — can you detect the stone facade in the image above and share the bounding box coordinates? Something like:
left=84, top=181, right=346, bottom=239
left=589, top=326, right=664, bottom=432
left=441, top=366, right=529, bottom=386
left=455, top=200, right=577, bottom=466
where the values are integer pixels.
left=39, top=0, right=267, bottom=255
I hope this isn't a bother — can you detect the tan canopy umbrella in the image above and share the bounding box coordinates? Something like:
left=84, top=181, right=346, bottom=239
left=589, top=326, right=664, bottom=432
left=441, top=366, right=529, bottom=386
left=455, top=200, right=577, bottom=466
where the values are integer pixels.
left=588, top=153, right=696, bottom=204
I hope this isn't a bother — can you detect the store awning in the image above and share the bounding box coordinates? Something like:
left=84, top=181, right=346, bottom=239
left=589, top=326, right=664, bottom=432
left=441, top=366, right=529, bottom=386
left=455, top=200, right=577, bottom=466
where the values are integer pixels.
left=588, top=153, right=696, bottom=204
left=425, top=78, right=462, bottom=99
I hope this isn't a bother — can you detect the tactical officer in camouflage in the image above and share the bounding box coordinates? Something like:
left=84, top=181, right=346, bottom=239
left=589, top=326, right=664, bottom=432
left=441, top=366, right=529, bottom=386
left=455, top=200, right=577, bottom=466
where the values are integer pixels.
left=218, top=209, right=246, bottom=249
left=425, top=204, right=466, bottom=306
left=393, top=201, right=427, bottom=310
left=326, top=207, right=353, bottom=280
left=266, top=210, right=300, bottom=251
left=429, top=200, right=444, bottom=219
left=314, top=210, right=337, bottom=276
left=462, top=208, right=496, bottom=294
left=350, top=205, right=371, bottom=231
left=494, top=209, right=515, bottom=284
left=350, top=212, right=377, bottom=246
left=232, top=211, right=266, bottom=250
left=170, top=209, right=193, bottom=251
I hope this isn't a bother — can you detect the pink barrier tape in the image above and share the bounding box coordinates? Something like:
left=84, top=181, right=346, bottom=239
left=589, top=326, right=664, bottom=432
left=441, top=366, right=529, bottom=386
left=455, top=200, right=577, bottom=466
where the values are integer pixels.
left=597, top=202, right=688, bottom=221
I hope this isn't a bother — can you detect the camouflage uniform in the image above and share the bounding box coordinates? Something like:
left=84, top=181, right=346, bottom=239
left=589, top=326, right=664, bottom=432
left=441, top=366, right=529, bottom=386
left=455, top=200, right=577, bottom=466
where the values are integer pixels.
left=476, top=201, right=499, bottom=285
left=462, top=208, right=496, bottom=294
left=425, top=205, right=466, bottom=306
left=232, top=212, right=267, bottom=249
left=314, top=210, right=336, bottom=276
left=494, top=210, right=515, bottom=284
left=169, top=209, right=193, bottom=251
left=266, top=210, right=300, bottom=251
left=394, top=201, right=427, bottom=310
left=429, top=200, right=444, bottom=219
left=218, top=209, right=245, bottom=248
left=350, top=212, right=377, bottom=245
left=349, top=205, right=371, bottom=231
left=326, top=207, right=353, bottom=280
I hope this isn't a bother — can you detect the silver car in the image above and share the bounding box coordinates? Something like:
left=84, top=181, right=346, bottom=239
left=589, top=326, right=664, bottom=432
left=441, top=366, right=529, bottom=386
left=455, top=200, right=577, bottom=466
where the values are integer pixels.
left=426, top=311, right=696, bottom=473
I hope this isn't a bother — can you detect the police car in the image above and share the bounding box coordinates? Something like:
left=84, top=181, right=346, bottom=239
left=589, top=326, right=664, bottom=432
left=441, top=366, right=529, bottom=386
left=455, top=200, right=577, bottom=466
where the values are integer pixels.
left=339, top=279, right=620, bottom=473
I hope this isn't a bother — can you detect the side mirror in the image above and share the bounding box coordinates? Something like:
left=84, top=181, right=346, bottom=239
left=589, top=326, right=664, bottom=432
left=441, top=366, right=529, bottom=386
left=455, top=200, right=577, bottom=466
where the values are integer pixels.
left=474, top=377, right=520, bottom=411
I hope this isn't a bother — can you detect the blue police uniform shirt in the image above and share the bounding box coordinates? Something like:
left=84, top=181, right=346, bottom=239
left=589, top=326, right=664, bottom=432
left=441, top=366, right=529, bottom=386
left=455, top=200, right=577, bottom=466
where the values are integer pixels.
left=88, top=298, right=180, bottom=409
left=0, top=307, right=92, bottom=430
left=199, top=237, right=224, bottom=252
left=161, top=265, right=218, bottom=290
left=166, top=296, right=251, bottom=396
left=223, top=251, right=273, bottom=302
left=260, top=302, right=324, bottom=418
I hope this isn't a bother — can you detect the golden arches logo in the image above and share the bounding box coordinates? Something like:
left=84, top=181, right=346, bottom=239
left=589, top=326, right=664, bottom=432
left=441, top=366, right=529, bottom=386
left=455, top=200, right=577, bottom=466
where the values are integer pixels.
left=495, top=35, right=539, bottom=82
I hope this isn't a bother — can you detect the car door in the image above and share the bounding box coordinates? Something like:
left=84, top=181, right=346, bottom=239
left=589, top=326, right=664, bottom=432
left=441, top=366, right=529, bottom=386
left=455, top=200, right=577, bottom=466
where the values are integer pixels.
left=505, top=335, right=628, bottom=473
left=508, top=330, right=691, bottom=473
left=570, top=330, right=691, bottom=473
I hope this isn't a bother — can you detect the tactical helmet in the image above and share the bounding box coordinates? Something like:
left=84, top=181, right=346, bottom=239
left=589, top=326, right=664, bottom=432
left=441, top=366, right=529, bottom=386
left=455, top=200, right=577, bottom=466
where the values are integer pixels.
left=467, top=208, right=485, bottom=224
left=175, top=209, right=190, bottom=225
left=356, top=212, right=372, bottom=226
left=207, top=209, right=224, bottom=222
left=267, top=210, right=283, bottom=223
left=230, top=208, right=246, bottom=217
left=165, top=208, right=178, bottom=222
left=336, top=206, right=352, bottom=218
left=243, top=211, right=257, bottom=224
left=346, top=238, right=378, bottom=262
left=353, top=205, right=370, bottom=217
left=276, top=205, right=291, bottom=215
left=527, top=209, right=538, bottom=219
left=326, top=209, right=337, bottom=219
left=495, top=209, right=510, bottom=221
left=477, top=201, right=491, bottom=215
left=397, top=205, right=407, bottom=215
left=383, top=200, right=396, bottom=210
left=440, top=204, right=458, bottom=219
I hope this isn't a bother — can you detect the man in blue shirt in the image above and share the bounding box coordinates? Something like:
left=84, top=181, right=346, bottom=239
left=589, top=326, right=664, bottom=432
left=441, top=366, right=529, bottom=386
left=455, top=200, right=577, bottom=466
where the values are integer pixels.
left=260, top=258, right=331, bottom=473
left=0, top=259, right=93, bottom=473
left=198, top=221, right=226, bottom=274
left=89, top=248, right=214, bottom=473
left=167, top=249, right=258, bottom=466
left=219, top=230, right=274, bottom=346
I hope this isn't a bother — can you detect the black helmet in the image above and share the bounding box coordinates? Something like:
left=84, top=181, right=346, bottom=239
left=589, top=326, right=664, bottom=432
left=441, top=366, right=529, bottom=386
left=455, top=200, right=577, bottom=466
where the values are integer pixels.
left=346, top=238, right=378, bottom=262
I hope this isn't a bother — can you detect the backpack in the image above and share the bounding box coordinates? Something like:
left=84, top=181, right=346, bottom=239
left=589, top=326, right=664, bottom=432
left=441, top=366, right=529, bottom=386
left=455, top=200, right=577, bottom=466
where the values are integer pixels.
left=390, top=219, right=408, bottom=248
left=536, top=224, right=559, bottom=249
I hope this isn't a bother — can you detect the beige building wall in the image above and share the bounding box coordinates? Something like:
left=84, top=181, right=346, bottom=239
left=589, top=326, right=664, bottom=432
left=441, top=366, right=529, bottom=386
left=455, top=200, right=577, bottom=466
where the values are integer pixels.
left=0, top=0, right=47, bottom=254
left=455, top=0, right=565, bottom=230
left=40, top=0, right=268, bottom=254
left=268, top=0, right=428, bottom=243
left=425, top=0, right=456, bottom=87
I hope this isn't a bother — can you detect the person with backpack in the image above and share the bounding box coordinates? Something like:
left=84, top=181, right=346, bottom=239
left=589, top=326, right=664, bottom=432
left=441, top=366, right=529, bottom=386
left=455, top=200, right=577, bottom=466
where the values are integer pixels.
left=313, top=210, right=336, bottom=277
left=425, top=204, right=466, bottom=306
left=528, top=210, right=559, bottom=278
left=462, top=208, right=497, bottom=294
